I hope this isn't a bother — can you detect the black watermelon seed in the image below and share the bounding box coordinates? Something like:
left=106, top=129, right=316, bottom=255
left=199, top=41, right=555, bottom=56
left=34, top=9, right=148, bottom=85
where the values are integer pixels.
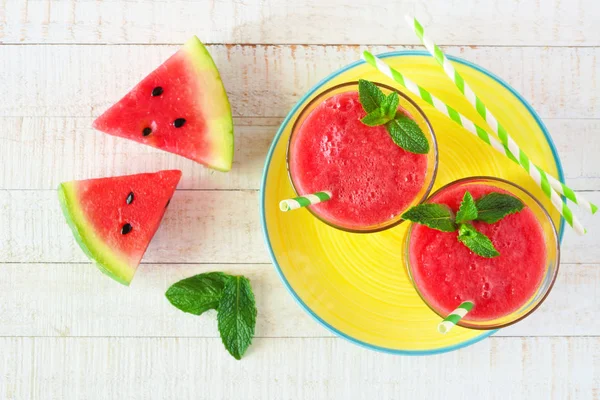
left=142, top=127, right=152, bottom=136
left=151, top=86, right=164, bottom=96
left=126, top=192, right=134, bottom=205
left=173, top=118, right=186, bottom=128
left=165, top=199, right=171, bottom=208
left=121, top=223, right=133, bottom=235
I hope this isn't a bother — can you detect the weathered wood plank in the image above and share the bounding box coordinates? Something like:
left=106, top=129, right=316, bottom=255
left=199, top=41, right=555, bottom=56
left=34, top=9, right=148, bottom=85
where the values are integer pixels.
left=1, top=117, right=598, bottom=191
left=0, top=190, right=265, bottom=264
left=0, top=45, right=598, bottom=119
left=0, top=117, right=275, bottom=191
left=0, top=262, right=595, bottom=338
left=1, top=0, right=599, bottom=46
left=0, top=337, right=598, bottom=399
left=0, top=190, right=598, bottom=263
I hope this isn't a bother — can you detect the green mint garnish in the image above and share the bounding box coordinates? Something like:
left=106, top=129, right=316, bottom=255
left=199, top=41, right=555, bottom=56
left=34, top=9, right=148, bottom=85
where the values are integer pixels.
left=403, top=190, right=524, bottom=258
left=456, top=192, right=478, bottom=223
left=381, top=91, right=399, bottom=120
left=401, top=203, right=457, bottom=232
left=386, top=116, right=430, bottom=154
left=360, top=108, right=389, bottom=126
left=475, top=192, right=524, bottom=223
left=358, top=79, right=386, bottom=112
left=166, top=272, right=257, bottom=360
left=458, top=223, right=500, bottom=258
left=357, top=79, right=429, bottom=154
left=165, top=272, right=230, bottom=315
left=217, top=276, right=258, bottom=360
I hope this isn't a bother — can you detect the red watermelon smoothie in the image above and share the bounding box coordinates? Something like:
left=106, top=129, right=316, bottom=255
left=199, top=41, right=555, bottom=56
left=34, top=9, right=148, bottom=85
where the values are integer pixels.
left=407, top=177, right=560, bottom=329
left=288, top=82, right=437, bottom=232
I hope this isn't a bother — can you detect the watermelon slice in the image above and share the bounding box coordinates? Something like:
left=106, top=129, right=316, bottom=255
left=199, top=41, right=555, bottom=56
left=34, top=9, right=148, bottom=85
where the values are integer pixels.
left=58, top=170, right=182, bottom=285
left=93, top=36, right=234, bottom=172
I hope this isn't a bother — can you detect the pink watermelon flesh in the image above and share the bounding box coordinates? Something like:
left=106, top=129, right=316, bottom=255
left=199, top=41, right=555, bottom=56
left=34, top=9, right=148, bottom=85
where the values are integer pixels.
left=58, top=170, right=182, bottom=285
left=93, top=37, right=234, bottom=171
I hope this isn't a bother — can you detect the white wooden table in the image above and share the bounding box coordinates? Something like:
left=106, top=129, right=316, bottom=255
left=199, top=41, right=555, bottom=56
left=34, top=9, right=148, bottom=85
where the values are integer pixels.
left=1, top=1, right=599, bottom=398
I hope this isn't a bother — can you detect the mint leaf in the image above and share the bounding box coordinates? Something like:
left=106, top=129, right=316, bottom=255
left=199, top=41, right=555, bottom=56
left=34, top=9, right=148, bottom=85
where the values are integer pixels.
left=381, top=92, right=399, bottom=120
left=386, top=115, right=430, bottom=154
left=165, top=272, right=231, bottom=315
left=358, top=79, right=385, bottom=113
left=360, top=92, right=398, bottom=127
left=218, top=276, right=257, bottom=360
left=456, top=191, right=478, bottom=223
left=458, top=223, right=500, bottom=258
left=475, top=192, right=524, bottom=223
left=361, top=108, right=390, bottom=126
left=402, top=203, right=457, bottom=232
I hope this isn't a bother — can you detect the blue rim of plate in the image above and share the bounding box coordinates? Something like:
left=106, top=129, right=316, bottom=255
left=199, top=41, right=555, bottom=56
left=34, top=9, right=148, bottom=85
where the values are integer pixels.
left=260, top=50, right=566, bottom=356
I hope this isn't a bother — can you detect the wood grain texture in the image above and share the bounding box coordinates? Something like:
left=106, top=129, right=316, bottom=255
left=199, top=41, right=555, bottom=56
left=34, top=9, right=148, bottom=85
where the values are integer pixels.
left=0, top=263, right=596, bottom=338
left=0, top=190, right=598, bottom=264
left=1, top=117, right=599, bottom=191
left=0, top=45, right=598, bottom=119
left=0, top=117, right=274, bottom=191
left=1, top=0, right=599, bottom=46
left=0, top=190, right=264, bottom=264
left=1, top=0, right=599, bottom=393
left=0, top=337, right=598, bottom=399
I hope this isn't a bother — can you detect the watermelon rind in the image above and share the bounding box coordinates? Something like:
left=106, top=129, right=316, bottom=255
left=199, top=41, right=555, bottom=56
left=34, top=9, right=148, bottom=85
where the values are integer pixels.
left=183, top=36, right=234, bottom=172
left=58, top=182, right=135, bottom=286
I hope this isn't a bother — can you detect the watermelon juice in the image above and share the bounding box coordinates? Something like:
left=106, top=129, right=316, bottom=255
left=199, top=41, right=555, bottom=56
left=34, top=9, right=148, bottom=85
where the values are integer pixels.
left=288, top=83, right=437, bottom=232
left=407, top=177, right=560, bottom=328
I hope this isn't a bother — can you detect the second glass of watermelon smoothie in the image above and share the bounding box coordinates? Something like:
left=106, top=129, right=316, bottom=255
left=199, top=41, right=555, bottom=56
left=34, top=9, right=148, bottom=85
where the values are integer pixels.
left=287, top=82, right=438, bottom=232
left=406, top=177, right=560, bottom=330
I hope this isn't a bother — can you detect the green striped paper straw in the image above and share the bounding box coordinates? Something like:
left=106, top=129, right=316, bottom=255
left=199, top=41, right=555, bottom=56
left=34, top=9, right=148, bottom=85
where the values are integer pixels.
left=279, top=191, right=332, bottom=212
left=361, top=51, right=586, bottom=235
left=438, top=301, right=474, bottom=334
left=406, top=15, right=596, bottom=218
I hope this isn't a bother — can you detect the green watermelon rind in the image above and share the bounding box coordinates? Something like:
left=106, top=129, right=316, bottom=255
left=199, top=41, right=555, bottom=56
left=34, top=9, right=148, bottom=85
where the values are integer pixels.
left=183, top=36, right=234, bottom=172
left=58, top=183, right=135, bottom=286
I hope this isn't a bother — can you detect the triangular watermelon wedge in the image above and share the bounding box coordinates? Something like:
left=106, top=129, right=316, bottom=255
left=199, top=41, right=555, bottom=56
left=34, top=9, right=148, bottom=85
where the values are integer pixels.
left=58, top=170, right=182, bottom=285
left=93, top=36, right=234, bottom=172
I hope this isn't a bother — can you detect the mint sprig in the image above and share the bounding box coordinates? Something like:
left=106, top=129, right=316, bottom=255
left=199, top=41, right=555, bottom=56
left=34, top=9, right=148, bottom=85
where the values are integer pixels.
left=165, top=272, right=230, bottom=315
left=358, top=79, right=386, bottom=113
left=476, top=192, right=524, bottom=223
left=386, top=116, right=430, bottom=155
left=401, top=203, right=457, bottom=232
left=456, top=192, right=478, bottom=223
left=357, top=79, right=429, bottom=154
left=218, top=276, right=257, bottom=360
left=166, top=272, right=257, bottom=360
left=360, top=108, right=388, bottom=126
left=381, top=91, right=399, bottom=120
left=458, top=223, right=500, bottom=258
left=402, top=190, right=524, bottom=258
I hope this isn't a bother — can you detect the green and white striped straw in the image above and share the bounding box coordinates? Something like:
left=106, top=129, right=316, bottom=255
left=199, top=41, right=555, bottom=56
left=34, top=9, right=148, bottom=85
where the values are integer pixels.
left=279, top=191, right=332, bottom=212
left=407, top=14, right=596, bottom=217
left=361, top=51, right=586, bottom=235
left=405, top=16, right=596, bottom=217
left=438, top=301, right=474, bottom=334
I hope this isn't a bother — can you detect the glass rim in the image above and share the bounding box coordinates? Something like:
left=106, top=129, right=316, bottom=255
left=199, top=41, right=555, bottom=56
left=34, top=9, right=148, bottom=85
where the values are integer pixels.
left=285, top=80, right=439, bottom=233
left=404, top=175, right=561, bottom=330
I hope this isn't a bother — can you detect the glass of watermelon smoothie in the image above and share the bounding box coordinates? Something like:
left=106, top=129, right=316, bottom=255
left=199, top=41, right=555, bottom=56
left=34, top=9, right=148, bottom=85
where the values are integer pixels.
left=287, top=82, right=438, bottom=233
left=405, top=177, right=560, bottom=330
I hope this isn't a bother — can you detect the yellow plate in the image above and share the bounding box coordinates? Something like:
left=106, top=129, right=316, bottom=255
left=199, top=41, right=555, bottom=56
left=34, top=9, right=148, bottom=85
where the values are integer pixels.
left=260, top=51, right=564, bottom=354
